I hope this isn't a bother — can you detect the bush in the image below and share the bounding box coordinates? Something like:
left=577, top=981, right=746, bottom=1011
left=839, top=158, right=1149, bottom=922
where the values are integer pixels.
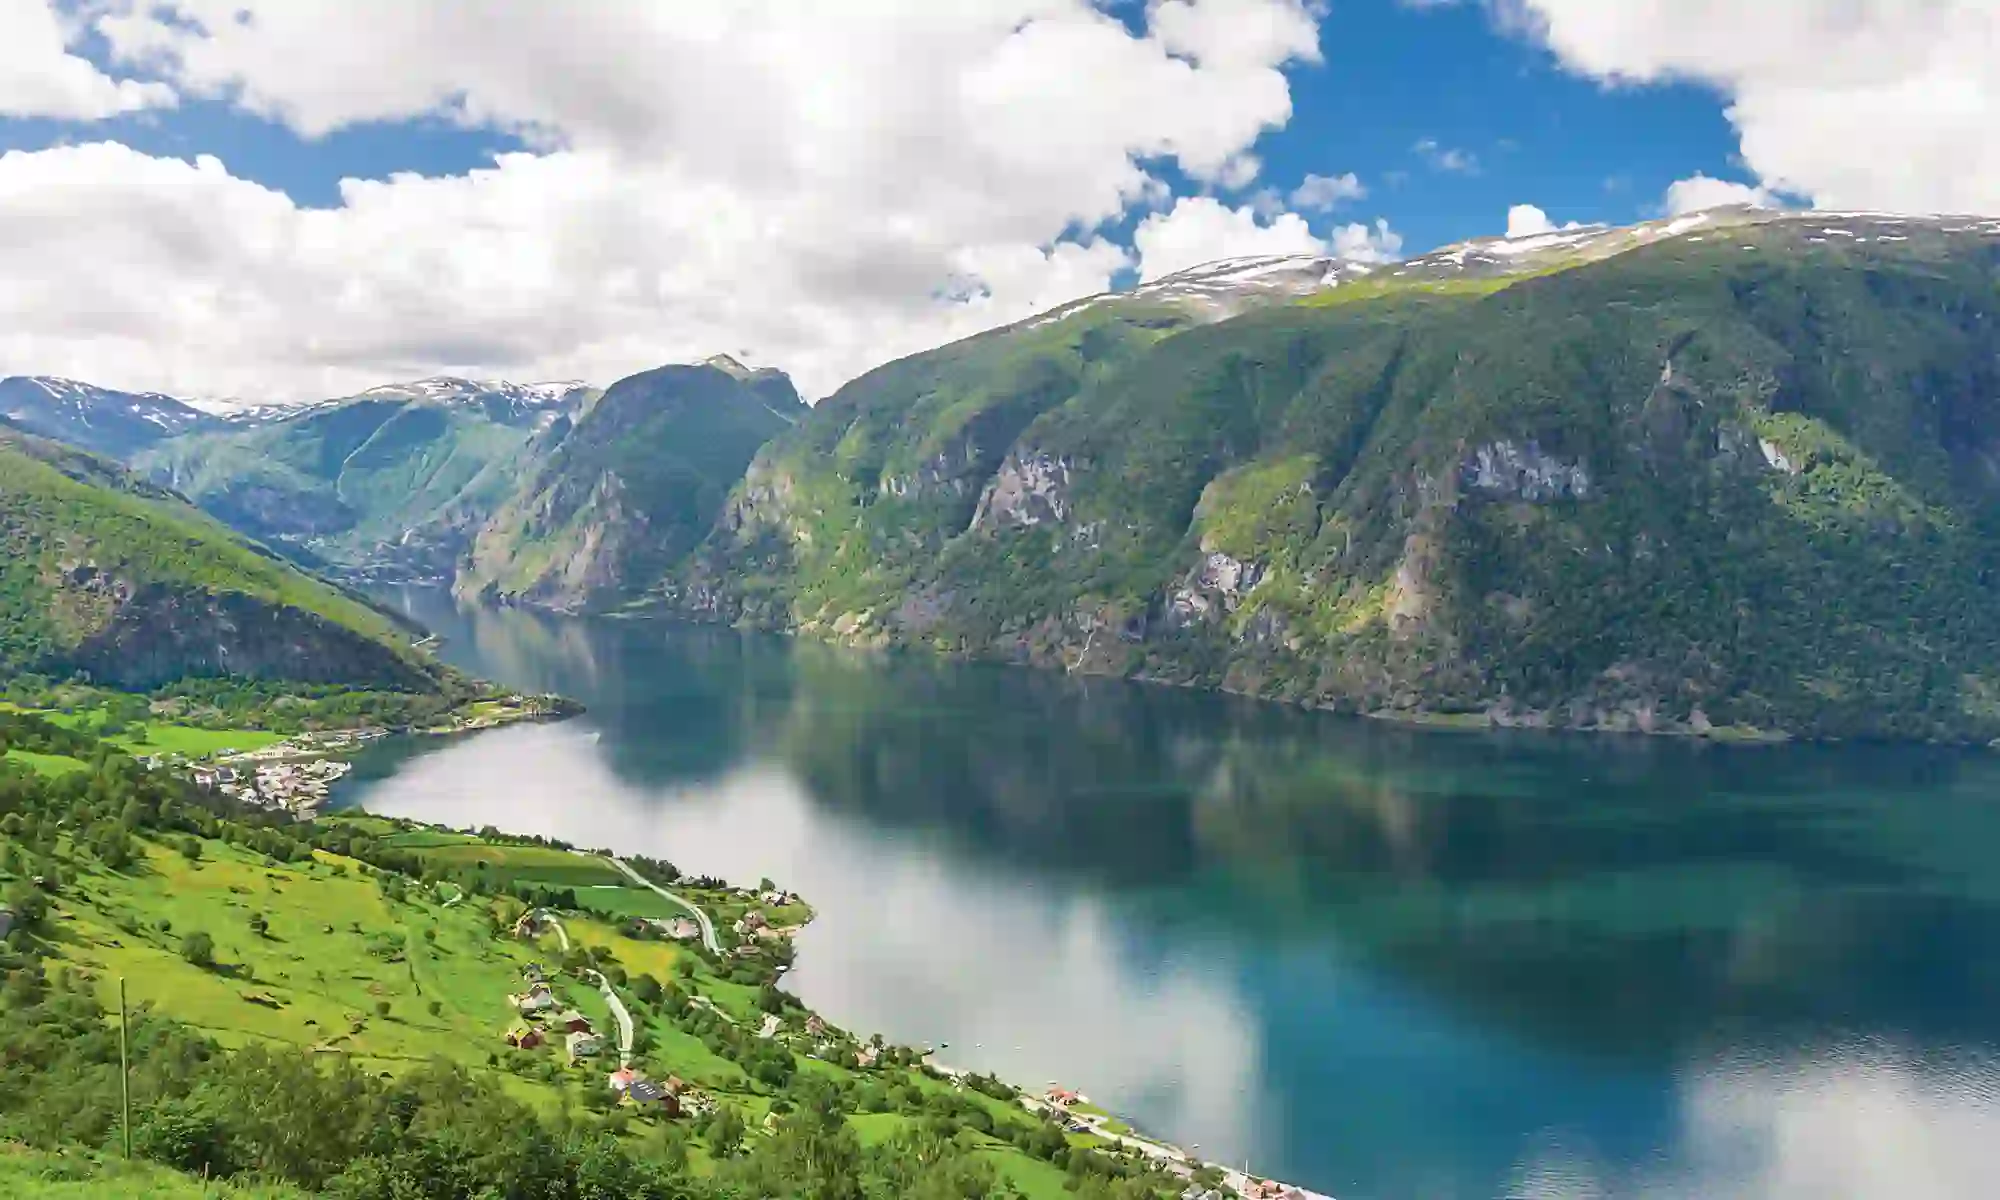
left=179, top=931, right=215, bottom=967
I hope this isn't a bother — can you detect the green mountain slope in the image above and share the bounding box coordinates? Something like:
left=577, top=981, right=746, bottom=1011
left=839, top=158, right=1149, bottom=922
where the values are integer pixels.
left=133, top=379, right=592, bottom=583
left=668, top=210, right=2000, bottom=741
left=0, top=426, right=443, bottom=691
left=459, top=356, right=805, bottom=611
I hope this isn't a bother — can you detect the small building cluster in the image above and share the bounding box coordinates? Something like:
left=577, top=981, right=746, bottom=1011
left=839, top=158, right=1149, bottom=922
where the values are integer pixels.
left=607, top=1066, right=689, bottom=1116
left=501, top=965, right=605, bottom=1064
left=1238, top=1180, right=1310, bottom=1200
left=629, top=916, right=703, bottom=942
left=184, top=754, right=350, bottom=813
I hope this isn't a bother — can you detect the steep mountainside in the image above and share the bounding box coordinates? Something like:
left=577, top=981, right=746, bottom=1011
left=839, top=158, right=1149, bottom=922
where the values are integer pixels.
left=460, top=356, right=804, bottom=610
left=667, top=209, right=2000, bottom=741
left=134, top=377, right=595, bottom=582
left=0, top=375, right=222, bottom=458
left=0, top=426, right=446, bottom=690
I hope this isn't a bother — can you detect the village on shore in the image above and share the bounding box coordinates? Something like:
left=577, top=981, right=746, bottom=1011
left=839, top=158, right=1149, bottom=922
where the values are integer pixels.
left=145, top=692, right=568, bottom=816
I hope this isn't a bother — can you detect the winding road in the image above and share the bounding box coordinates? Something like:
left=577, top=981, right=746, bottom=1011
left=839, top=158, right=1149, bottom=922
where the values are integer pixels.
left=586, top=968, right=635, bottom=1068
left=604, top=856, right=721, bottom=952
left=535, top=911, right=634, bottom=1067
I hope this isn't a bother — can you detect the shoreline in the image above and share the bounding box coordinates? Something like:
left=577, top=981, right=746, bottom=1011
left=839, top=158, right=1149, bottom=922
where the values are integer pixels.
left=921, top=1053, right=1331, bottom=1200
left=579, top=602, right=2000, bottom=750
left=322, top=764, right=1328, bottom=1199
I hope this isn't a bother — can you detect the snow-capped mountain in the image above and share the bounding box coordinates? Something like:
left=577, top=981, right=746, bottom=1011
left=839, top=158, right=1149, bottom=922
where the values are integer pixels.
left=0, top=375, right=221, bottom=457
left=1023, top=206, right=2000, bottom=335
left=357, top=376, right=590, bottom=406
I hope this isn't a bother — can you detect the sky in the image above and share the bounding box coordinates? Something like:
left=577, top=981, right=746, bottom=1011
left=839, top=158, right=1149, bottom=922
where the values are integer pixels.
left=0, top=0, right=1995, bottom=404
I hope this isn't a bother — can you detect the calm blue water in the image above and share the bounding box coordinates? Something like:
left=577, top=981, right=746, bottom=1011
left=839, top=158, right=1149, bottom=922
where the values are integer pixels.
left=340, top=590, right=2000, bottom=1199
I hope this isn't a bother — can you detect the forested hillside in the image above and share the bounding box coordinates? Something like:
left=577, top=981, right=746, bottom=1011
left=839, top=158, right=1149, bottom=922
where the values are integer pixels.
left=667, top=211, right=2000, bottom=741
left=459, top=356, right=805, bottom=611
left=0, top=427, right=444, bottom=692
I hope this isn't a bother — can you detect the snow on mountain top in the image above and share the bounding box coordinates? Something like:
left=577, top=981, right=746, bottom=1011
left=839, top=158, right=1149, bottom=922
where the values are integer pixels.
left=354, top=376, right=588, bottom=406
left=2, top=376, right=213, bottom=432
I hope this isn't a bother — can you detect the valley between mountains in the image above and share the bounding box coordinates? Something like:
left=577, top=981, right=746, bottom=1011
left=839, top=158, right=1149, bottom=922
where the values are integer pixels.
left=11, top=204, right=2000, bottom=742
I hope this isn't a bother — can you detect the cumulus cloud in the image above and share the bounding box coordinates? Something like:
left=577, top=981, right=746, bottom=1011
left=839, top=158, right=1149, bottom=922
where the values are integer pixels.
left=1504, top=202, right=1586, bottom=237
left=1132, top=196, right=1327, bottom=281
left=1506, top=203, right=1557, bottom=237
left=0, top=0, right=1326, bottom=400
left=1289, top=171, right=1366, bottom=210
left=1499, top=0, right=2000, bottom=215
left=1331, top=218, right=1404, bottom=262
left=1662, top=173, right=1781, bottom=216
left=0, top=0, right=174, bottom=119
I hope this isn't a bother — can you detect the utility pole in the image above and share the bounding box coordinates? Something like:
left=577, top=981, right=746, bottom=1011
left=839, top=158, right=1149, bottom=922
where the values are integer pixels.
left=118, top=976, right=132, bottom=1159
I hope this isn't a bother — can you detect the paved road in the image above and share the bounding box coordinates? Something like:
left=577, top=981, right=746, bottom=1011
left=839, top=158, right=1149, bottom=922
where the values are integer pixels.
left=587, top=968, right=636, bottom=1068
left=538, top=911, right=633, bottom=1067
left=604, top=856, right=720, bottom=952
left=535, top=910, right=572, bottom=952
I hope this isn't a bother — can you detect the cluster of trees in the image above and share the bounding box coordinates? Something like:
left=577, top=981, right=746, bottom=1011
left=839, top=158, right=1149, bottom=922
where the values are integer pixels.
left=148, top=677, right=475, bottom=735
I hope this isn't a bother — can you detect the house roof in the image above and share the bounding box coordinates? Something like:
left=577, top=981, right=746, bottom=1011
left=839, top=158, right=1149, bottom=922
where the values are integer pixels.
left=628, top=1080, right=667, bottom=1103
left=555, top=1009, right=590, bottom=1025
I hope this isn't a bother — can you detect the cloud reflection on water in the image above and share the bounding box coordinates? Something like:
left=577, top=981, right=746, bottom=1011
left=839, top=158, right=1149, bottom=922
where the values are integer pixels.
left=1511, top=1045, right=2000, bottom=1199
left=354, top=720, right=1266, bottom=1168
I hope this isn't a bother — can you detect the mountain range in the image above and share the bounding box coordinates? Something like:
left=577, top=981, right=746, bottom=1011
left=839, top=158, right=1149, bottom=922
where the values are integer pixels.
left=11, top=204, right=2000, bottom=739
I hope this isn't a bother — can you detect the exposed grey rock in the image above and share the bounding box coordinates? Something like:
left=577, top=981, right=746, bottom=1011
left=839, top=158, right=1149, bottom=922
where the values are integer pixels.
left=972, top=451, right=1074, bottom=529
left=1460, top=439, right=1591, bottom=502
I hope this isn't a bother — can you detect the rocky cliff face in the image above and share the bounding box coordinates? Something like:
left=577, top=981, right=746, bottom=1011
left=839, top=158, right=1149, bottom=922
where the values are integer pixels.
left=459, top=359, right=801, bottom=610
left=62, top=582, right=435, bottom=691
left=667, top=211, right=2000, bottom=742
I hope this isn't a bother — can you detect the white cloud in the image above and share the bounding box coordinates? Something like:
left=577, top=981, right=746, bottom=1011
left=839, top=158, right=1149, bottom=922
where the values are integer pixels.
left=1504, top=202, right=1586, bottom=237
left=1132, top=196, right=1327, bottom=281
left=1289, top=171, right=1366, bottom=210
left=1331, top=218, right=1404, bottom=262
left=0, top=0, right=174, bottom=119
left=1414, top=136, right=1480, bottom=174
left=1500, top=0, right=2000, bottom=215
left=1506, top=203, right=1557, bottom=237
left=1662, top=173, right=1780, bottom=216
left=0, top=0, right=1325, bottom=400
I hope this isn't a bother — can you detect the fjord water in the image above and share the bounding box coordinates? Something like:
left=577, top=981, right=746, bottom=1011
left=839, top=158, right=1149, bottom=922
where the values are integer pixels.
left=342, top=590, right=2000, bottom=1200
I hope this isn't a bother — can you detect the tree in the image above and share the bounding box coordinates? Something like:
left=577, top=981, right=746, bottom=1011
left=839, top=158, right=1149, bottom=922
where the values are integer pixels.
left=427, top=999, right=442, bottom=1018
left=374, top=1000, right=391, bottom=1019
left=180, top=930, right=216, bottom=967
left=707, top=1103, right=746, bottom=1158
left=178, top=836, right=202, bottom=862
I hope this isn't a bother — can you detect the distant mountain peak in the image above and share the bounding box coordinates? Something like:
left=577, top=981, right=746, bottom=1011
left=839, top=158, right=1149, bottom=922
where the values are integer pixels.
left=351, top=376, right=591, bottom=409
left=700, top=353, right=757, bottom=379
left=0, top=374, right=217, bottom=455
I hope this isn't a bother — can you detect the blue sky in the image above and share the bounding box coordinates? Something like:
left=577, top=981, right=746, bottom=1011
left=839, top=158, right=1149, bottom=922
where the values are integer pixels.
left=0, top=0, right=1752, bottom=253
left=0, top=0, right=1980, bottom=400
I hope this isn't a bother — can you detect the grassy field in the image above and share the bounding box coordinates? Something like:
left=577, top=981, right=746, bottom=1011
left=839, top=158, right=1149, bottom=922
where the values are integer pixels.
left=0, top=1145, right=306, bottom=1198
left=42, top=838, right=590, bottom=1110
left=1, top=702, right=286, bottom=758
left=377, top=835, right=627, bottom=889
left=13, top=817, right=1137, bottom=1194
left=3, top=749, right=91, bottom=777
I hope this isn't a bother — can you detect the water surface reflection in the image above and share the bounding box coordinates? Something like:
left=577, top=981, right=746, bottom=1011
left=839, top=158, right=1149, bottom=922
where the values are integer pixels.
left=342, top=593, right=2000, bottom=1198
